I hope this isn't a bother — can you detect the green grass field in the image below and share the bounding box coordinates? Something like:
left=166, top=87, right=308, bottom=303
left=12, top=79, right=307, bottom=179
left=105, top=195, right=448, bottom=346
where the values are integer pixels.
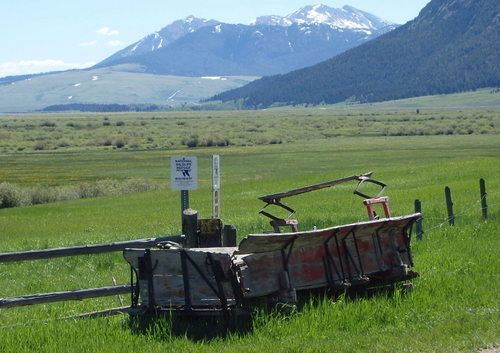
left=0, top=109, right=499, bottom=352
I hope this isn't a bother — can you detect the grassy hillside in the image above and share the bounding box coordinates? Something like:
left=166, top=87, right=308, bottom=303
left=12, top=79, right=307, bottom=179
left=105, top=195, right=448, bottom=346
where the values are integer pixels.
left=0, top=109, right=498, bottom=352
left=0, top=67, right=257, bottom=112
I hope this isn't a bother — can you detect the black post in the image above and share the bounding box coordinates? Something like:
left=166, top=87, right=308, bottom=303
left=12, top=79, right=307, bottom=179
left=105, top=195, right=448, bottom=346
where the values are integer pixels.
left=414, top=199, right=424, bottom=240
left=480, top=178, right=488, bottom=220
left=445, top=186, right=455, bottom=226
left=222, top=224, right=237, bottom=247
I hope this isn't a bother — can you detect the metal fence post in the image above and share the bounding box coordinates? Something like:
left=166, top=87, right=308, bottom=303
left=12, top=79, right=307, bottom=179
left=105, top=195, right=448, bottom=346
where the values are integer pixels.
left=480, top=178, right=488, bottom=220
left=445, top=186, right=454, bottom=226
left=414, top=199, right=424, bottom=239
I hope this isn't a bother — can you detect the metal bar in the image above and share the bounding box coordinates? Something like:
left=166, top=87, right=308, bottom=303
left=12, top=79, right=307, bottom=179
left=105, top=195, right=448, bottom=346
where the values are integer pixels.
left=322, top=254, right=334, bottom=287
left=181, top=190, right=190, bottom=211
left=334, top=232, right=346, bottom=281
left=403, top=221, right=416, bottom=267
left=371, top=224, right=387, bottom=271
left=207, top=253, right=228, bottom=313
left=281, top=236, right=297, bottom=270
left=351, top=231, right=365, bottom=276
left=180, top=250, right=192, bottom=310
left=130, top=266, right=139, bottom=307
left=183, top=251, right=221, bottom=300
left=323, top=230, right=342, bottom=281
left=0, top=236, right=183, bottom=263
left=144, top=249, right=156, bottom=307
left=0, top=285, right=131, bottom=309
left=342, top=230, right=362, bottom=278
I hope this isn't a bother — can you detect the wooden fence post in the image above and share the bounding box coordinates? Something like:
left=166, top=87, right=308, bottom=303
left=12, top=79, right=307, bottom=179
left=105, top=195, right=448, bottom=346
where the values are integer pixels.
left=222, top=224, right=237, bottom=247
left=480, top=178, right=488, bottom=220
left=445, top=186, right=455, bottom=226
left=182, top=208, right=199, bottom=248
left=414, top=199, right=424, bottom=240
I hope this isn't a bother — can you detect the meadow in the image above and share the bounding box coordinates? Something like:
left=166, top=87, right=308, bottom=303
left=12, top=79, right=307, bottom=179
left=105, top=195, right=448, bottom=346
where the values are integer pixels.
left=0, top=108, right=499, bottom=352
left=0, top=108, right=498, bottom=154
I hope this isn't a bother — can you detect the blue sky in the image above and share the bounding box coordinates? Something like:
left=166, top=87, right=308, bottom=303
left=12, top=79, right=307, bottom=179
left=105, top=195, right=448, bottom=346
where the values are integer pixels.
left=0, top=0, right=431, bottom=77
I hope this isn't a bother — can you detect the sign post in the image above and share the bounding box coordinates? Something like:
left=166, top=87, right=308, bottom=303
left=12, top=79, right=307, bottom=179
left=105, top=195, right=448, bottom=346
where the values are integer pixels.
left=212, top=155, right=220, bottom=219
left=171, top=156, right=198, bottom=212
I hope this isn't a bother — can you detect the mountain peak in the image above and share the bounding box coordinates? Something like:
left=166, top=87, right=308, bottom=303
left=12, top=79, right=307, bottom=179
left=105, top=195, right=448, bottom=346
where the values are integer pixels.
left=250, top=4, right=397, bottom=30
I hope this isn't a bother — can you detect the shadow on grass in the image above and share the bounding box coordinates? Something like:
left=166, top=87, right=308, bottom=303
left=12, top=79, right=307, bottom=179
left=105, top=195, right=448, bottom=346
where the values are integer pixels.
left=126, top=309, right=254, bottom=341
left=125, top=282, right=413, bottom=342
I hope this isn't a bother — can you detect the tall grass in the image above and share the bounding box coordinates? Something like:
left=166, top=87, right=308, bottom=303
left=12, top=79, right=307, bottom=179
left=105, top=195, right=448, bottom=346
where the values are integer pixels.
left=0, top=178, right=161, bottom=209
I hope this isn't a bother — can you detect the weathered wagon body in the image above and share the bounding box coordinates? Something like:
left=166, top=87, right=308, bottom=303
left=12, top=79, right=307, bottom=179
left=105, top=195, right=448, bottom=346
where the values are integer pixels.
left=124, top=173, right=420, bottom=314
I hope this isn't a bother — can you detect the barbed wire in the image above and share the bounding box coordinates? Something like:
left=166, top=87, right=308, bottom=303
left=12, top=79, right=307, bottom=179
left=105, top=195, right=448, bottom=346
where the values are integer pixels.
left=419, top=191, right=498, bottom=233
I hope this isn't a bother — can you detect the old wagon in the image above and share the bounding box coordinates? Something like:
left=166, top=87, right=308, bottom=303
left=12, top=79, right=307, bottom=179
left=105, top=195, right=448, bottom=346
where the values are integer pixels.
left=124, top=172, right=420, bottom=315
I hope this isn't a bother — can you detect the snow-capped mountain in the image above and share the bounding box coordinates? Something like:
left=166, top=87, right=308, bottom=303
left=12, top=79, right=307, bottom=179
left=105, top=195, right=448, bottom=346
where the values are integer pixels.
left=250, top=4, right=395, bottom=33
left=94, top=4, right=399, bottom=76
left=99, top=16, right=220, bottom=65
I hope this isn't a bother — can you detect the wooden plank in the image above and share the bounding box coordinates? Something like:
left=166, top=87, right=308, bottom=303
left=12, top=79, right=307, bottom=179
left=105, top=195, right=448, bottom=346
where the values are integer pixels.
left=258, top=172, right=373, bottom=203
left=0, top=236, right=183, bottom=263
left=236, top=252, right=283, bottom=297
left=237, top=214, right=420, bottom=254
left=124, top=248, right=234, bottom=276
left=0, top=285, right=131, bottom=308
left=138, top=275, right=236, bottom=307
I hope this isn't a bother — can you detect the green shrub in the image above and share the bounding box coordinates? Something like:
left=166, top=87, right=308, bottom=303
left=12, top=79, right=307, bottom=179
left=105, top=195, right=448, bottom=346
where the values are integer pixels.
left=39, top=121, right=56, bottom=127
left=30, top=185, right=57, bottom=205
left=114, top=139, right=126, bottom=148
left=0, top=182, right=26, bottom=208
left=32, top=141, right=49, bottom=151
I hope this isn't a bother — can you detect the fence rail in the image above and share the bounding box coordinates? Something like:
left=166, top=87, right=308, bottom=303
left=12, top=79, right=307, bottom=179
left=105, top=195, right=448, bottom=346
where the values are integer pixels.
left=0, top=235, right=183, bottom=263
left=0, top=285, right=131, bottom=308
left=0, top=235, right=183, bottom=310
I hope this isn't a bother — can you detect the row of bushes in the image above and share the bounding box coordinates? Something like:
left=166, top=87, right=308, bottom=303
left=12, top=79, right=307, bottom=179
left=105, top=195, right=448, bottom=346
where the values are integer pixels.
left=0, top=178, right=161, bottom=209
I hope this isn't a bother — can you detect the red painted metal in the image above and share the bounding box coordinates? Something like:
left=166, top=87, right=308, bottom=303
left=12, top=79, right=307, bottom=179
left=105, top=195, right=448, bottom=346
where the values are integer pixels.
left=364, top=197, right=391, bottom=219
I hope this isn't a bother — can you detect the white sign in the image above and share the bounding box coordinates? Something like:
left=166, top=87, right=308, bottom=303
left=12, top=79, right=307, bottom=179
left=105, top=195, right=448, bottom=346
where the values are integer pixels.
left=170, top=156, right=198, bottom=190
left=212, top=155, right=220, bottom=218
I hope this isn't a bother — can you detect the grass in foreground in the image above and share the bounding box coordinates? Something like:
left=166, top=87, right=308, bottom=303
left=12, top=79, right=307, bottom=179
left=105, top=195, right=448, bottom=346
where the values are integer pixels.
left=0, top=129, right=498, bottom=352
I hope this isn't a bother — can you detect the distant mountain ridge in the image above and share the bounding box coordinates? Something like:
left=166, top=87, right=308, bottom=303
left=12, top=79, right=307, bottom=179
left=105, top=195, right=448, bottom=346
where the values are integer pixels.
left=98, top=16, right=220, bottom=66
left=93, top=4, right=398, bottom=76
left=211, top=0, right=500, bottom=107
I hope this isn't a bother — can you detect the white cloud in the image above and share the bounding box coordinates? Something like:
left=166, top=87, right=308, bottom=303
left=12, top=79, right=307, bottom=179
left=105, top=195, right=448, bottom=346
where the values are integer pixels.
left=79, top=40, right=98, bottom=46
left=96, top=27, right=120, bottom=36
left=0, top=60, right=95, bottom=77
left=107, top=40, right=124, bottom=47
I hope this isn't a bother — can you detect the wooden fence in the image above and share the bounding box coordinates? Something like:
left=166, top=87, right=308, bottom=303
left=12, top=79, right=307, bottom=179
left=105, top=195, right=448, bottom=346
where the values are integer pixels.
left=0, top=235, right=183, bottom=309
